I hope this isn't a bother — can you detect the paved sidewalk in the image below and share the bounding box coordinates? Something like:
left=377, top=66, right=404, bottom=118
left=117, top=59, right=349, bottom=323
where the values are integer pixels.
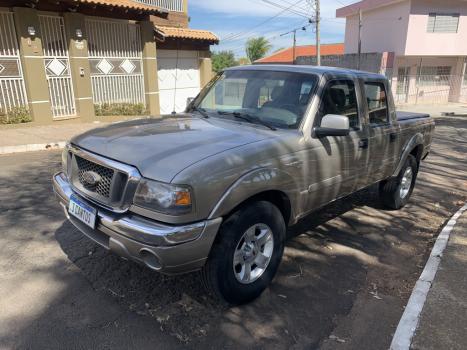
left=411, top=207, right=467, bottom=350
left=0, top=122, right=110, bottom=154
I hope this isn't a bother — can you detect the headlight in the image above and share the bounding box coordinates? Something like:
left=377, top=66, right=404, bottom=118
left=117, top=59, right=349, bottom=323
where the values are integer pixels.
left=133, top=179, right=193, bottom=215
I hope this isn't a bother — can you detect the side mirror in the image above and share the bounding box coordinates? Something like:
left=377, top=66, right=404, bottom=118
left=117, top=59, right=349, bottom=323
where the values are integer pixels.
left=314, top=114, right=350, bottom=137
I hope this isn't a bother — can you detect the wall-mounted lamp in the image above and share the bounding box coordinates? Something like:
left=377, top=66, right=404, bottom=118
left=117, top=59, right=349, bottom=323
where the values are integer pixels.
left=27, top=26, right=36, bottom=37
left=75, top=29, right=83, bottom=39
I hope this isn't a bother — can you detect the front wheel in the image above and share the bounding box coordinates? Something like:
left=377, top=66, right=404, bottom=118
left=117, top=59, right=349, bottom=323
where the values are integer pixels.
left=201, top=201, right=286, bottom=305
left=379, top=154, right=418, bottom=210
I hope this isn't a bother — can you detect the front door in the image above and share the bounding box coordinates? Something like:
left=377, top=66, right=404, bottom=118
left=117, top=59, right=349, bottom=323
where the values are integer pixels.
left=306, top=78, right=369, bottom=210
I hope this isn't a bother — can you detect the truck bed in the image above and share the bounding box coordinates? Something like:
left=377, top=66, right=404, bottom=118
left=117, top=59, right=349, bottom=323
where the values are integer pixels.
left=396, top=111, right=430, bottom=121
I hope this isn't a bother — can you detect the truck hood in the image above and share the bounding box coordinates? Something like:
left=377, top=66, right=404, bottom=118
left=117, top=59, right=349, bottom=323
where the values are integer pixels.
left=71, top=115, right=275, bottom=182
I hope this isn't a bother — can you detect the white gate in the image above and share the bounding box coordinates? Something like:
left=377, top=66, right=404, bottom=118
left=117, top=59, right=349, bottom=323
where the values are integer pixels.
left=157, top=50, right=200, bottom=114
left=0, top=11, right=28, bottom=118
left=86, top=18, right=145, bottom=107
left=39, top=14, right=76, bottom=118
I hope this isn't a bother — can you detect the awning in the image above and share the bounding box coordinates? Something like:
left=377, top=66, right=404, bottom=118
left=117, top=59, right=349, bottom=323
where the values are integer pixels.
left=75, top=0, right=167, bottom=15
left=155, top=26, right=219, bottom=44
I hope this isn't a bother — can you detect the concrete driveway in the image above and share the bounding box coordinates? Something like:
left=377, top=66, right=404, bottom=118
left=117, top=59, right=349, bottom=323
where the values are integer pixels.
left=0, top=113, right=465, bottom=350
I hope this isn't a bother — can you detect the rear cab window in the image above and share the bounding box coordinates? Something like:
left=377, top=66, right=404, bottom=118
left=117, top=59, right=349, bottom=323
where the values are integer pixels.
left=364, top=82, right=390, bottom=127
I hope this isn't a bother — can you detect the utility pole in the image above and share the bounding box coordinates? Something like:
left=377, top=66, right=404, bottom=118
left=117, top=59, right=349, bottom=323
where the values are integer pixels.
left=315, top=0, right=321, bottom=66
left=281, top=26, right=307, bottom=65
left=292, top=29, right=297, bottom=65
left=357, top=8, right=362, bottom=70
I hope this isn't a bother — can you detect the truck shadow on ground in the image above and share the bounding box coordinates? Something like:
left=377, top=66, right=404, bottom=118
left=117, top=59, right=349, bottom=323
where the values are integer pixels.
left=51, top=179, right=453, bottom=349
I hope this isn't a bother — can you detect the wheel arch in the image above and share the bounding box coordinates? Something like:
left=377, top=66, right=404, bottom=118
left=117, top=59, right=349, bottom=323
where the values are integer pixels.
left=208, top=168, right=299, bottom=226
left=391, top=133, right=424, bottom=177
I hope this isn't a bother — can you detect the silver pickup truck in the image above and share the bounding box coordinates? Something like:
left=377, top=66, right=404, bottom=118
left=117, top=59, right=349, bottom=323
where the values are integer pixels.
left=53, top=65, right=434, bottom=305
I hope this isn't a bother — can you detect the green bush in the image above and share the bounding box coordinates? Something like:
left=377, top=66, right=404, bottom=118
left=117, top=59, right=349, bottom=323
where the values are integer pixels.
left=94, top=103, right=147, bottom=116
left=0, top=107, right=32, bottom=124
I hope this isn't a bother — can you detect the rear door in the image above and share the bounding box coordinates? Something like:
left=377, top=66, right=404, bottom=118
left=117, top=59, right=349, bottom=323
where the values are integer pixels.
left=363, top=80, right=400, bottom=184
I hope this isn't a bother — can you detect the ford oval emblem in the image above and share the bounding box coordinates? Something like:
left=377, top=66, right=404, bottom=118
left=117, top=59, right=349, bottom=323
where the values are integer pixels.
left=82, top=171, right=101, bottom=187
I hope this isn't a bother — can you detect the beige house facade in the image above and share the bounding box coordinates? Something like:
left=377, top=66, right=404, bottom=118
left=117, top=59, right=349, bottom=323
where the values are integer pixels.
left=0, top=0, right=218, bottom=124
left=337, top=0, right=467, bottom=105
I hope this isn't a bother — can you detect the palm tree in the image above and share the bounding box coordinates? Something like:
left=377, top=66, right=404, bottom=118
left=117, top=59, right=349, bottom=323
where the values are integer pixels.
left=245, top=37, right=272, bottom=63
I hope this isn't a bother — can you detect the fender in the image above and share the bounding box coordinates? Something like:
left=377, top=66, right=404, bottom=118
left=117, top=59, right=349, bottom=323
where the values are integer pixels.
left=391, top=133, right=424, bottom=177
left=208, top=167, right=302, bottom=225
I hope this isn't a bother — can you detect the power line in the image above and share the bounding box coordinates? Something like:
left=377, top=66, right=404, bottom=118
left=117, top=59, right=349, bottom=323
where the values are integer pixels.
left=260, top=0, right=312, bottom=18
left=223, top=20, right=310, bottom=55
left=332, top=0, right=351, bottom=7
left=221, top=0, right=307, bottom=42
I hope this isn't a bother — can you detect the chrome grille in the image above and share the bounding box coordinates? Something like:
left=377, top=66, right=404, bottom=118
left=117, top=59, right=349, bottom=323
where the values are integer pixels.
left=67, top=145, right=141, bottom=212
left=75, top=155, right=114, bottom=198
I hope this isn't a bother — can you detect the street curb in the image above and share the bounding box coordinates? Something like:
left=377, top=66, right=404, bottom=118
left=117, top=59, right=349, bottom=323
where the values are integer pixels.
left=390, top=203, right=467, bottom=350
left=0, top=142, right=66, bottom=155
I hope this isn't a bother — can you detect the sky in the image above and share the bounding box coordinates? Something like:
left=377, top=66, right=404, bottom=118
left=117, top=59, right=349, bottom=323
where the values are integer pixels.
left=188, top=0, right=351, bottom=58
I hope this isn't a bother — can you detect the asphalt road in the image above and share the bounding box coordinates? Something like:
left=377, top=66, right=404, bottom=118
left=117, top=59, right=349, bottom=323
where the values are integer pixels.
left=0, top=114, right=466, bottom=350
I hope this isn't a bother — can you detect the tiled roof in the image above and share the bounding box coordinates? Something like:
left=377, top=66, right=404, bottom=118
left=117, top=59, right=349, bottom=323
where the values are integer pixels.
left=256, top=44, right=345, bottom=64
left=76, top=0, right=166, bottom=14
left=156, top=26, right=219, bottom=43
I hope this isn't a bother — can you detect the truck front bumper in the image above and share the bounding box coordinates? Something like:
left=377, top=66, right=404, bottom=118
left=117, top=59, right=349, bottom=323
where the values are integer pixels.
left=52, top=172, right=222, bottom=275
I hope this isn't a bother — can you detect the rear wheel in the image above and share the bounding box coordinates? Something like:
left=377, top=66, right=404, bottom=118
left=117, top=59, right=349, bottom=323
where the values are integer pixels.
left=201, top=201, right=286, bottom=305
left=380, top=154, right=418, bottom=209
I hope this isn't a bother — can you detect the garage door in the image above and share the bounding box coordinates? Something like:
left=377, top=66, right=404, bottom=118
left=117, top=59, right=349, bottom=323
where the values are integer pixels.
left=157, top=50, right=201, bottom=114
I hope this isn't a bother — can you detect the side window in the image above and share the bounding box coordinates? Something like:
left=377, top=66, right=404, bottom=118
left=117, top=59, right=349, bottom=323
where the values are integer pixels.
left=320, top=80, right=359, bottom=129
left=365, top=82, right=389, bottom=126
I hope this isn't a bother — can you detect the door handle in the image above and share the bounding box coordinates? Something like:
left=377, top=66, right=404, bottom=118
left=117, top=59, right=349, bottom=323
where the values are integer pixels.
left=359, top=139, right=369, bottom=149
left=390, top=133, right=398, bottom=142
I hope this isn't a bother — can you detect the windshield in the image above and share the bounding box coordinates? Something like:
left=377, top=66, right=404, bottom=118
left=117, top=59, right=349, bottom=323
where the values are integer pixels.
left=192, top=70, right=319, bottom=129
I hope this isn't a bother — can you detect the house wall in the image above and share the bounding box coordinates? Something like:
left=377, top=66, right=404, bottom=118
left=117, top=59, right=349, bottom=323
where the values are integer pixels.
left=343, top=0, right=410, bottom=55
left=392, top=55, right=466, bottom=104
left=0, top=4, right=213, bottom=125
left=405, top=0, right=467, bottom=56
left=150, top=11, right=189, bottom=28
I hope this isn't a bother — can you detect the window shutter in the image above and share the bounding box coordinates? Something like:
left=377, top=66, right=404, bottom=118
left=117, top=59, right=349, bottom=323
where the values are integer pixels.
left=427, top=13, right=460, bottom=33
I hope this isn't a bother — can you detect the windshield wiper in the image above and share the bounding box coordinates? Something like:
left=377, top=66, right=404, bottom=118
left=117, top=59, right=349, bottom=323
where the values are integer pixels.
left=216, top=111, right=276, bottom=131
left=191, top=106, right=210, bottom=118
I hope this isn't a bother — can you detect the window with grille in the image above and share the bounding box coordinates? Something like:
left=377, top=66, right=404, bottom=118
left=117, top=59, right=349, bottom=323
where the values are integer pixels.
left=418, top=66, right=452, bottom=76
left=427, top=13, right=460, bottom=33
left=417, top=66, right=452, bottom=86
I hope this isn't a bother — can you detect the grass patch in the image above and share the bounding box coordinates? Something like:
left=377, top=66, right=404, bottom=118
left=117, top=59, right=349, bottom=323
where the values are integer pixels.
left=94, top=103, right=147, bottom=116
left=0, top=107, right=32, bottom=124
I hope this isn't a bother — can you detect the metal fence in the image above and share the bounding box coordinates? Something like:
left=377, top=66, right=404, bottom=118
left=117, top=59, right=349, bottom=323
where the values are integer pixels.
left=134, top=0, right=184, bottom=12
left=0, top=11, right=28, bottom=118
left=86, top=18, right=145, bottom=107
left=392, top=74, right=467, bottom=105
left=39, top=14, right=77, bottom=118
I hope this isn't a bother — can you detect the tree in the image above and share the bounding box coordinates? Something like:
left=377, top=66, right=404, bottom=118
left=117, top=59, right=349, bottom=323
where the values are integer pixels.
left=212, top=51, right=238, bottom=73
left=237, top=57, right=251, bottom=65
left=245, top=37, right=272, bottom=63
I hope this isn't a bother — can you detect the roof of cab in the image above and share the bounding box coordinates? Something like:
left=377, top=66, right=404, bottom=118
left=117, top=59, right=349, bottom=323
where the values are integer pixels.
left=224, top=64, right=387, bottom=80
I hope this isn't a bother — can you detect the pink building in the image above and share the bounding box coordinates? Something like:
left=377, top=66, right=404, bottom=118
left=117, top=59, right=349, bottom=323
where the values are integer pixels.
left=337, top=0, right=467, bottom=104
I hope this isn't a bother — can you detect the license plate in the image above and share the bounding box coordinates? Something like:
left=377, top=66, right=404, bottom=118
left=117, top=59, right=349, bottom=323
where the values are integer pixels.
left=68, top=194, right=97, bottom=229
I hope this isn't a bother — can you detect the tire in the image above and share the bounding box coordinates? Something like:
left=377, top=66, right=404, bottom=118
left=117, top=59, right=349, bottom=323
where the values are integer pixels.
left=379, top=154, right=418, bottom=210
left=201, top=201, right=286, bottom=305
